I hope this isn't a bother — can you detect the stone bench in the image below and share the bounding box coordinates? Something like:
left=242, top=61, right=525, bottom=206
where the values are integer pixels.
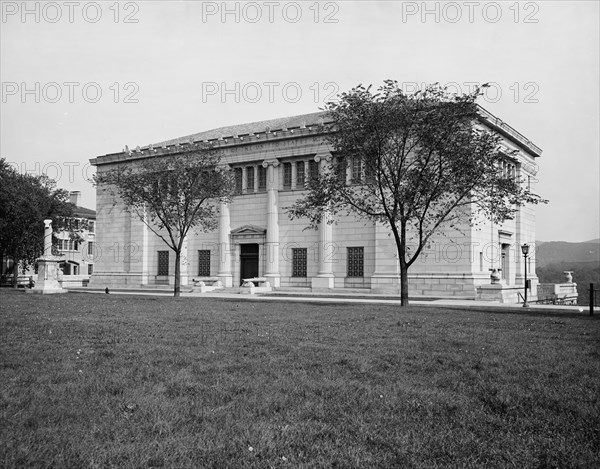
left=190, top=277, right=224, bottom=293
left=240, top=277, right=272, bottom=294
left=241, top=277, right=269, bottom=287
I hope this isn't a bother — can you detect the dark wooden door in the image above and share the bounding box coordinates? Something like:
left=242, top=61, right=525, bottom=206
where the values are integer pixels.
left=240, top=244, right=259, bottom=284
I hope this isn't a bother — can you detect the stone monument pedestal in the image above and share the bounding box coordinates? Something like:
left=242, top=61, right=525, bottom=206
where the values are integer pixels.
left=32, top=256, right=67, bottom=294
left=31, top=219, right=67, bottom=294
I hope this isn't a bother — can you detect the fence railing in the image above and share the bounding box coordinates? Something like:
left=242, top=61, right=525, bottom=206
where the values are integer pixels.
left=590, top=283, right=599, bottom=316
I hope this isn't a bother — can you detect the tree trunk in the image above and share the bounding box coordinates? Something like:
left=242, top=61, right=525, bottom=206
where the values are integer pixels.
left=174, top=249, right=181, bottom=297
left=11, top=257, right=18, bottom=289
left=400, top=263, right=409, bottom=306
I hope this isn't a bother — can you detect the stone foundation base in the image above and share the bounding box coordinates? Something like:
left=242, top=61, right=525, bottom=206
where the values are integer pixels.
left=476, top=284, right=537, bottom=304
left=311, top=276, right=335, bottom=291
left=216, top=274, right=233, bottom=288
left=240, top=285, right=273, bottom=295
left=190, top=282, right=224, bottom=293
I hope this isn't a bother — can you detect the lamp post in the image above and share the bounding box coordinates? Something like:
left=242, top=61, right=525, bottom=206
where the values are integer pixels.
left=521, top=243, right=530, bottom=307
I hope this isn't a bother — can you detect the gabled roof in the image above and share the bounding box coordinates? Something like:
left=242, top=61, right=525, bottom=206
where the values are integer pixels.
left=73, top=205, right=96, bottom=219
left=154, top=111, right=328, bottom=147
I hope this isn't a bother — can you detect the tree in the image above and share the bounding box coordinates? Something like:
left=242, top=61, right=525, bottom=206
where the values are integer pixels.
left=0, top=158, right=75, bottom=286
left=94, top=145, right=234, bottom=297
left=287, top=82, right=547, bottom=306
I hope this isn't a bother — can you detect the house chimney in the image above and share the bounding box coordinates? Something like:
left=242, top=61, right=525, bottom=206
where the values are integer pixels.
left=69, top=191, right=81, bottom=206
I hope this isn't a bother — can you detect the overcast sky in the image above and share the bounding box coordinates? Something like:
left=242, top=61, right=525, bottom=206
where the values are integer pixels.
left=1, top=0, right=598, bottom=242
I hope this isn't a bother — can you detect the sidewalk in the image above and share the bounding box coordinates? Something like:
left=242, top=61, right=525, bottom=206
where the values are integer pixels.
left=67, top=286, right=593, bottom=315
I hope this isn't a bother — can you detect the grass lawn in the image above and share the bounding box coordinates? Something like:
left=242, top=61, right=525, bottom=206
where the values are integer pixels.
left=1, top=289, right=599, bottom=468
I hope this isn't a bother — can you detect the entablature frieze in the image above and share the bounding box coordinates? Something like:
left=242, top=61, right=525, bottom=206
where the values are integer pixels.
left=91, top=126, right=331, bottom=167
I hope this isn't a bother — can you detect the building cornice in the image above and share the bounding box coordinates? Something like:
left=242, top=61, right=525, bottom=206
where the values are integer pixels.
left=90, top=122, right=332, bottom=167
left=477, top=105, right=542, bottom=158
left=90, top=105, right=542, bottom=167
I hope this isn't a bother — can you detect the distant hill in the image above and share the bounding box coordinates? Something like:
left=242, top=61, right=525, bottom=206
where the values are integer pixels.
left=535, top=239, right=600, bottom=305
left=534, top=240, right=600, bottom=268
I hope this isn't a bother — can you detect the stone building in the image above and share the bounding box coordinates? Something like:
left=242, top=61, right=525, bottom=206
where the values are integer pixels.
left=1, top=191, right=96, bottom=287
left=89, top=107, right=541, bottom=302
left=55, top=191, right=96, bottom=287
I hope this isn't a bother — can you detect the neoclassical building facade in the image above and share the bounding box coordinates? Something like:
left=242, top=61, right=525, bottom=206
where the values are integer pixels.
left=89, top=107, right=541, bottom=301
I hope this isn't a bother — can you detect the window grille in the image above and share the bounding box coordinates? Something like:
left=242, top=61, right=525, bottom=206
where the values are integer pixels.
left=347, top=247, right=364, bottom=277
left=157, top=251, right=169, bottom=276
left=292, top=248, right=307, bottom=277
left=198, top=250, right=211, bottom=276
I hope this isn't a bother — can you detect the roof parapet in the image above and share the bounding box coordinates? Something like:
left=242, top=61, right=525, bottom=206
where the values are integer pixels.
left=477, top=105, right=542, bottom=157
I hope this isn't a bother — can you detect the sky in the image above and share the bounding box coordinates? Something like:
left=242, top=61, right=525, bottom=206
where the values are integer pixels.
left=1, top=0, right=599, bottom=242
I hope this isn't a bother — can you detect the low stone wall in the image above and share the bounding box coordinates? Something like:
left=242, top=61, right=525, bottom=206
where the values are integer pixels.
left=538, top=283, right=578, bottom=304
left=59, top=275, right=90, bottom=288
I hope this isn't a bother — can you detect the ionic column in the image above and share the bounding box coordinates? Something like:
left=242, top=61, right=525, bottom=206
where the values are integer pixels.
left=312, top=151, right=335, bottom=290
left=179, top=237, right=188, bottom=287
left=217, top=201, right=233, bottom=287
left=141, top=207, right=149, bottom=285
left=263, top=158, right=280, bottom=287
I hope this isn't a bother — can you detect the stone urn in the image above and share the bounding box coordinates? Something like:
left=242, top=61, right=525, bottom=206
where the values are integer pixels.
left=489, top=268, right=501, bottom=284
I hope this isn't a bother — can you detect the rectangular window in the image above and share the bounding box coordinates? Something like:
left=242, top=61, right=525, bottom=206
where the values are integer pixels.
left=283, top=163, right=292, bottom=189
left=292, top=248, right=307, bottom=277
left=198, top=250, right=211, bottom=276
left=258, top=165, right=267, bottom=191
left=158, top=251, right=169, bottom=276
left=88, top=242, right=94, bottom=256
left=296, top=161, right=305, bottom=187
left=364, top=159, right=375, bottom=183
left=246, top=166, right=255, bottom=193
left=335, top=156, right=346, bottom=184
left=309, top=160, right=319, bottom=182
left=347, top=247, right=364, bottom=277
left=234, top=168, right=243, bottom=194
left=61, top=240, right=75, bottom=251
left=88, top=264, right=93, bottom=275
left=352, top=157, right=362, bottom=183
left=74, top=241, right=79, bottom=251
left=88, top=221, right=95, bottom=233
left=479, top=252, right=483, bottom=271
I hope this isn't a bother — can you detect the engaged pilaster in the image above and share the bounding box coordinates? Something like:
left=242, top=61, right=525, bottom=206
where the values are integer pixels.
left=217, top=201, right=233, bottom=287
left=312, top=151, right=335, bottom=290
left=263, top=158, right=280, bottom=287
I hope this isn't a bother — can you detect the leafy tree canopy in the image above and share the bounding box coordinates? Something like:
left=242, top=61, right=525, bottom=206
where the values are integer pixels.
left=0, top=158, right=75, bottom=279
left=94, top=146, right=234, bottom=297
left=288, top=81, right=547, bottom=305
